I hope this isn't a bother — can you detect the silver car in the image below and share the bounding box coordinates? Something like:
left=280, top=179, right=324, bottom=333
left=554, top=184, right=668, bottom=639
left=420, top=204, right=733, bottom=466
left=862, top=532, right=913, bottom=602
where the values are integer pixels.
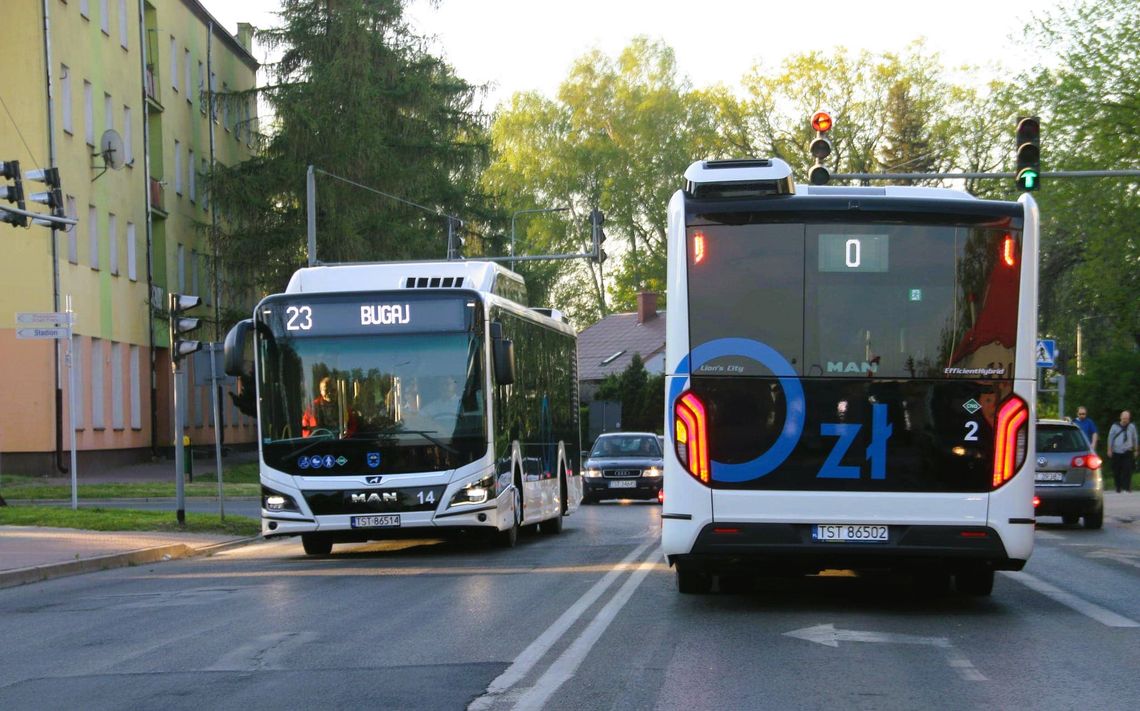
left=1034, top=419, right=1104, bottom=529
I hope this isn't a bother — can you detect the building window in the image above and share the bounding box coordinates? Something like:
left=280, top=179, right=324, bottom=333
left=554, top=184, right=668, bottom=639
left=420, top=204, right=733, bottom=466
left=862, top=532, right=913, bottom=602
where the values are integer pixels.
left=173, top=139, right=182, bottom=195
left=66, top=195, right=78, bottom=263
left=118, top=0, right=128, bottom=48
left=170, top=35, right=178, bottom=92
left=177, top=243, right=186, bottom=292
left=122, top=105, right=132, bottom=164
left=129, top=345, right=141, bottom=429
left=222, top=82, right=230, bottom=131
left=60, top=65, right=72, bottom=134
left=188, top=148, right=195, bottom=202
left=104, top=92, right=113, bottom=134
left=88, top=205, right=99, bottom=269
left=127, top=222, right=137, bottom=280
left=99, top=0, right=109, bottom=34
left=210, top=72, right=217, bottom=122
left=108, top=212, right=118, bottom=275
left=111, top=342, right=124, bottom=430
left=198, top=61, right=204, bottom=111
left=191, top=249, right=200, bottom=296
left=83, top=80, right=94, bottom=145
left=184, top=49, right=191, bottom=103
left=80, top=0, right=89, bottom=20
left=91, top=338, right=105, bottom=430
left=201, top=158, right=209, bottom=211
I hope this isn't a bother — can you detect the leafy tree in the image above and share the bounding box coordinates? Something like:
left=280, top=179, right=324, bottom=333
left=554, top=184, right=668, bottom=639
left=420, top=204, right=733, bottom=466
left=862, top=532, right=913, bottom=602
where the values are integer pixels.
left=1067, top=348, right=1140, bottom=455
left=595, top=354, right=664, bottom=433
left=208, top=0, right=495, bottom=303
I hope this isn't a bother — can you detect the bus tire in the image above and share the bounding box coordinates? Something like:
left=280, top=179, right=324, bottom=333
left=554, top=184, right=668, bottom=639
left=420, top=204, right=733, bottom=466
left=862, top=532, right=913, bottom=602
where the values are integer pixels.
left=955, top=568, right=994, bottom=596
left=301, top=534, right=332, bottom=556
left=676, top=564, right=712, bottom=594
left=498, top=482, right=522, bottom=548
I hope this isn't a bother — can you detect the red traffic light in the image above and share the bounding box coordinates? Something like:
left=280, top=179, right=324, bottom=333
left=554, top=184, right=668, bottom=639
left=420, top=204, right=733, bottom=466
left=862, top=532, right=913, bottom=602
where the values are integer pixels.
left=811, top=111, right=833, bottom=132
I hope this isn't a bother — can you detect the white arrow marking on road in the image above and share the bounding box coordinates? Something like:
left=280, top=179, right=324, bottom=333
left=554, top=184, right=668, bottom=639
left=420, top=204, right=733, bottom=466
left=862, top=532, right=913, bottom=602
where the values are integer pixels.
left=785, top=624, right=986, bottom=681
left=784, top=623, right=950, bottom=648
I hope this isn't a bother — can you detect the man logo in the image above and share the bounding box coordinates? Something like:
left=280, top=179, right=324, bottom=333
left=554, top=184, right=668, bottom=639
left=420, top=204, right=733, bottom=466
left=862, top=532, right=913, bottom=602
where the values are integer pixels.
left=351, top=492, right=397, bottom=505
left=365, top=475, right=383, bottom=485
left=826, top=361, right=879, bottom=374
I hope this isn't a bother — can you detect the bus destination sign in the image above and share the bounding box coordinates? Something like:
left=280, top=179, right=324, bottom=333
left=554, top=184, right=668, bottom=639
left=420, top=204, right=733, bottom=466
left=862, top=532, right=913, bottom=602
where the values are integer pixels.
left=261, top=294, right=471, bottom=337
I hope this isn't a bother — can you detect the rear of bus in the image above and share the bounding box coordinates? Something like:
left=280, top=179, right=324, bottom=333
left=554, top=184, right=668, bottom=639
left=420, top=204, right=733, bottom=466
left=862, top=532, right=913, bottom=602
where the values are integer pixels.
left=662, top=159, right=1038, bottom=595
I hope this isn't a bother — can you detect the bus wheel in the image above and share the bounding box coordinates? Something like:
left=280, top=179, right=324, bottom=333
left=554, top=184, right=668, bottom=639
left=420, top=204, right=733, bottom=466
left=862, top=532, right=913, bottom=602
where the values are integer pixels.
left=498, top=484, right=522, bottom=548
left=955, top=568, right=994, bottom=596
left=301, top=534, right=332, bottom=556
left=676, top=564, right=712, bottom=594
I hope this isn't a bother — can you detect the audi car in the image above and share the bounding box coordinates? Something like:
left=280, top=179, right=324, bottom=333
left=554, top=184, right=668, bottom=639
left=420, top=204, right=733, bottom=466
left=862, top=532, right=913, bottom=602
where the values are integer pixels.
left=582, top=432, right=664, bottom=503
left=1034, top=419, right=1104, bottom=529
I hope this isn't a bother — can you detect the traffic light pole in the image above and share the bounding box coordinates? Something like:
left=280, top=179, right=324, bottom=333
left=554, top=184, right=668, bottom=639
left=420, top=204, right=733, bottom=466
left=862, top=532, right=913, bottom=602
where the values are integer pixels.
left=173, top=365, right=186, bottom=525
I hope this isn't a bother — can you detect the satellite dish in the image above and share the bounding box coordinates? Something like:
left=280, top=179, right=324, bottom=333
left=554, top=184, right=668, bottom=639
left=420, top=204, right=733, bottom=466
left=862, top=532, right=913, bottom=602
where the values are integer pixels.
left=99, top=129, right=125, bottom=170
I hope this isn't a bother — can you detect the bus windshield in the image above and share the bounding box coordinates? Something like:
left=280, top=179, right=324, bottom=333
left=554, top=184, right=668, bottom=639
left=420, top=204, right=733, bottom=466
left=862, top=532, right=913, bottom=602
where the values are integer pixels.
left=256, top=302, right=487, bottom=475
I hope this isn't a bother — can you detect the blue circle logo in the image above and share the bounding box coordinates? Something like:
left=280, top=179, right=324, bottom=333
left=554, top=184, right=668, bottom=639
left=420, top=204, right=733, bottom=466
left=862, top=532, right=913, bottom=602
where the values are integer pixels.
left=323, top=455, right=335, bottom=469
left=309, top=455, right=324, bottom=469
left=669, top=337, right=805, bottom=482
left=298, top=456, right=310, bottom=469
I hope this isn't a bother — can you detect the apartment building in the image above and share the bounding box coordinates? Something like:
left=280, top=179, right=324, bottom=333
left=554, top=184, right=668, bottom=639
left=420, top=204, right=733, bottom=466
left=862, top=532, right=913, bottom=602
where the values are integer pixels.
left=0, top=0, right=260, bottom=474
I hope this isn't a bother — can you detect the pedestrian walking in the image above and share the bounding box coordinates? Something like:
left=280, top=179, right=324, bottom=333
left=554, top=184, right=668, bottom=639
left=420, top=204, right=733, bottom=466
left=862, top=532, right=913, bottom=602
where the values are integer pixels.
left=1073, top=406, right=1098, bottom=451
left=1107, top=410, right=1138, bottom=493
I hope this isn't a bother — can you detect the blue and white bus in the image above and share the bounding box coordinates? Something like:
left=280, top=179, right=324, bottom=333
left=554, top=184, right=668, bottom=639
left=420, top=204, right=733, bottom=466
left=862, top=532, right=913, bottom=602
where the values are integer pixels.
left=662, top=158, right=1038, bottom=595
left=224, top=261, right=582, bottom=554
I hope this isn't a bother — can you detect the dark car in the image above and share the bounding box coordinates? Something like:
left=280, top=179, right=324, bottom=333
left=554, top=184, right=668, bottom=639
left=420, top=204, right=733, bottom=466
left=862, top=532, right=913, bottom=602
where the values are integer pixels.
left=582, top=432, right=664, bottom=503
left=1034, top=419, right=1104, bottom=529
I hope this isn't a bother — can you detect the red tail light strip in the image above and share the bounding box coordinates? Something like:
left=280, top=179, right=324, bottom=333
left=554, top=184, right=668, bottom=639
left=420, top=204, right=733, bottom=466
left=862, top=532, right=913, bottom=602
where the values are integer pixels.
left=674, top=391, right=710, bottom=483
left=993, top=396, right=1029, bottom=488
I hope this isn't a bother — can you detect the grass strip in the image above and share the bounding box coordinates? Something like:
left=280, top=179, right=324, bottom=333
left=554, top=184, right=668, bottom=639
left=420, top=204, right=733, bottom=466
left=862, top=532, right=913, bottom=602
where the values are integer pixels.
left=0, top=505, right=260, bottom=536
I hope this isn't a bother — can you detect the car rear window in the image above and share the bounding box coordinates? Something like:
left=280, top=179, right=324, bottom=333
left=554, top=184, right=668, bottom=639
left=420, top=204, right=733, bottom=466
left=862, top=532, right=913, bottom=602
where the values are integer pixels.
left=1036, top=426, right=1089, bottom=453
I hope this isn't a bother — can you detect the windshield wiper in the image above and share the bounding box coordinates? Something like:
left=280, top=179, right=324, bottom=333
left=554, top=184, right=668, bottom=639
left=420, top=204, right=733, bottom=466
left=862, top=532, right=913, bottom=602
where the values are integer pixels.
left=401, top=428, right=460, bottom=456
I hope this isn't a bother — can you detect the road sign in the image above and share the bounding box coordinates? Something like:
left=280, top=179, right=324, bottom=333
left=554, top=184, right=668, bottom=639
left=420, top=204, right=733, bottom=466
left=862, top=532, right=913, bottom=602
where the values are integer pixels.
left=1036, top=339, right=1056, bottom=368
left=16, top=326, right=70, bottom=339
left=15, top=311, right=72, bottom=324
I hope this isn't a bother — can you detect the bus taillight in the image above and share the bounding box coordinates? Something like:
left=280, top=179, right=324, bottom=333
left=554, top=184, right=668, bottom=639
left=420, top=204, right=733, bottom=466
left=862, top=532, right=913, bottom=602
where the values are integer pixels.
left=1002, top=234, right=1017, bottom=267
left=674, top=391, right=710, bottom=483
left=693, top=232, right=706, bottom=264
left=993, top=395, right=1029, bottom=488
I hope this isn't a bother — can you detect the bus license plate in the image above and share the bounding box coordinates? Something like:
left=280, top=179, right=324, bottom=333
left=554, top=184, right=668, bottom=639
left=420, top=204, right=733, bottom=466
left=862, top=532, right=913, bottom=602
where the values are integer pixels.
left=351, top=514, right=401, bottom=529
left=609, top=480, right=637, bottom=489
left=812, top=524, right=888, bottom=543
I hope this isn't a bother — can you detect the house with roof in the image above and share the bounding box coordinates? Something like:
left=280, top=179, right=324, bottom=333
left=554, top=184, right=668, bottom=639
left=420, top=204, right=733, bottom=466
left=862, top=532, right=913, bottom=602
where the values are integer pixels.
left=577, top=292, right=666, bottom=403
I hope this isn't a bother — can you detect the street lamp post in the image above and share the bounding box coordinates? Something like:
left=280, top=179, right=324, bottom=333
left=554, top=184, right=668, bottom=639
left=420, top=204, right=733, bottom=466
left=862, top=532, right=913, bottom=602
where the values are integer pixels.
left=510, top=207, right=570, bottom=271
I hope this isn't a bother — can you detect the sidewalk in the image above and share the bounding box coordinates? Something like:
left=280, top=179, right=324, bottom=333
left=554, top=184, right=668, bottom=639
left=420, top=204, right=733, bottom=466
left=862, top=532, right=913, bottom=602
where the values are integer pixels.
left=0, top=451, right=261, bottom=589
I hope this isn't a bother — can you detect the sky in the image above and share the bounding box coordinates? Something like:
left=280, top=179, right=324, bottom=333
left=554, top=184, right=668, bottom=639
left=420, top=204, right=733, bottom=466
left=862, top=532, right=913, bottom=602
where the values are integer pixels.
left=197, top=0, right=1050, bottom=111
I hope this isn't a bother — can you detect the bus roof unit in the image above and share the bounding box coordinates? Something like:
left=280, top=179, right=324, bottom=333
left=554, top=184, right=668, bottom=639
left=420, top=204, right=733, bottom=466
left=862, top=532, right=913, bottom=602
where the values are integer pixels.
left=285, top=260, right=524, bottom=296
left=684, top=158, right=795, bottom=199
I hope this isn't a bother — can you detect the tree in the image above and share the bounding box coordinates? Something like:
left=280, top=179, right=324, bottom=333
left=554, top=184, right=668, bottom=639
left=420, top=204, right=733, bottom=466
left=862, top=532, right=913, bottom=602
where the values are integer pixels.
left=208, top=0, right=495, bottom=303
left=595, top=354, right=664, bottom=433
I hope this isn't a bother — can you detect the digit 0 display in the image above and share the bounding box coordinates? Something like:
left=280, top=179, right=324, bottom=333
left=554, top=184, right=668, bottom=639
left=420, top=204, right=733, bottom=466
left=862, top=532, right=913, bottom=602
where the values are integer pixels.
left=818, top=233, right=889, bottom=272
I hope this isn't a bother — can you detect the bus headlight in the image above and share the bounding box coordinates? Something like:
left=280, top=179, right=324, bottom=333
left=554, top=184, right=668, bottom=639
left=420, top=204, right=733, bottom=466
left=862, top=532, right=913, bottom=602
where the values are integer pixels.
left=583, top=468, right=602, bottom=478
left=261, top=486, right=300, bottom=512
left=449, top=473, right=496, bottom=507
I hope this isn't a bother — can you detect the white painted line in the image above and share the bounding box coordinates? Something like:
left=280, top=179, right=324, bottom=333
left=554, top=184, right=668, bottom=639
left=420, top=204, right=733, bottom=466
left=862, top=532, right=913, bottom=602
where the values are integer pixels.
left=946, top=652, right=988, bottom=681
left=1003, top=571, right=1140, bottom=628
left=1034, top=530, right=1064, bottom=540
left=1087, top=549, right=1140, bottom=571
left=468, top=540, right=656, bottom=710
left=509, top=547, right=662, bottom=711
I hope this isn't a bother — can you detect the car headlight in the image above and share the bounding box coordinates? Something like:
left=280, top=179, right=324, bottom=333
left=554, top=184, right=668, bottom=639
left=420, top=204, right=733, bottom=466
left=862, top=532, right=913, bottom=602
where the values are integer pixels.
left=449, top=473, right=496, bottom=508
left=643, top=467, right=661, bottom=478
left=583, top=468, right=602, bottom=478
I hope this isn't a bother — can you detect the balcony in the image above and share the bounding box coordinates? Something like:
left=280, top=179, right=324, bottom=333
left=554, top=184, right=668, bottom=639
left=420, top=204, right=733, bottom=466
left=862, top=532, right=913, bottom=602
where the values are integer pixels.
left=145, top=65, right=163, bottom=111
left=149, top=177, right=167, bottom=218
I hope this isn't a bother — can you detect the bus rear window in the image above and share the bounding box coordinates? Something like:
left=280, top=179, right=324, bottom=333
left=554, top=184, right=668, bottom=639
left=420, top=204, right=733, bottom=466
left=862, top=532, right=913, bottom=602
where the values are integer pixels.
left=687, top=221, right=1020, bottom=379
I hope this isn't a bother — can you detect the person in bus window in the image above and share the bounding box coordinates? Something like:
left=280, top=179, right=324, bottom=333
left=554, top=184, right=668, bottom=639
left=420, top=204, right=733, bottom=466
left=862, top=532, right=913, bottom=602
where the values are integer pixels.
left=302, top=376, right=358, bottom=437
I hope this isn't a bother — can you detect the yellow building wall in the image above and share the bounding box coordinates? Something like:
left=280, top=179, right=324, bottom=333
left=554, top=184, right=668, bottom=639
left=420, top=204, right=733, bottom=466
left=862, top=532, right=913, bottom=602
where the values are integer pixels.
left=0, top=0, right=259, bottom=471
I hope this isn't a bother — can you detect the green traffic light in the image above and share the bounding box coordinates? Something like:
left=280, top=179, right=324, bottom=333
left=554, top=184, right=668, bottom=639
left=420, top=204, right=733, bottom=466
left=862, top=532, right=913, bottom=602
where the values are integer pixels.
left=1017, top=167, right=1040, bottom=192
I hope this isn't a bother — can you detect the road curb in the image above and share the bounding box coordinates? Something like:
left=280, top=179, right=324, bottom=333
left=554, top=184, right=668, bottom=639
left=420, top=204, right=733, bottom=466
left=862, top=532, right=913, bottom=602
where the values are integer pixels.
left=0, top=535, right=261, bottom=590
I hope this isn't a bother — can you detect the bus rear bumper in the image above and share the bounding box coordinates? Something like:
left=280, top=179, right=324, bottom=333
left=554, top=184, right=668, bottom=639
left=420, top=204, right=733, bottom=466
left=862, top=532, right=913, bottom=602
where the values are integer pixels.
left=667, top=522, right=1028, bottom=575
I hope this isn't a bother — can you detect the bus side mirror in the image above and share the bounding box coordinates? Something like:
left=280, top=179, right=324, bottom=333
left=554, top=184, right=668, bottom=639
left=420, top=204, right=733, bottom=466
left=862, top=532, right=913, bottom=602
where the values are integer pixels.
left=223, top=319, right=253, bottom=377
left=490, top=321, right=515, bottom=385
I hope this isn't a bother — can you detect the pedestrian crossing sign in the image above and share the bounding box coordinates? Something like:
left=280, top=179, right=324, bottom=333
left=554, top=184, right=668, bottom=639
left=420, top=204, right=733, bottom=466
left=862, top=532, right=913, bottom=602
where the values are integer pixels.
left=1036, top=339, right=1056, bottom=368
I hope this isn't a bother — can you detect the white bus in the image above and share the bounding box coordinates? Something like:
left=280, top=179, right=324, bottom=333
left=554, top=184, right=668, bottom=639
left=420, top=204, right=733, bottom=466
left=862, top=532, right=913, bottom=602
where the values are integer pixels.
left=662, top=158, right=1038, bottom=595
left=224, top=261, right=582, bottom=554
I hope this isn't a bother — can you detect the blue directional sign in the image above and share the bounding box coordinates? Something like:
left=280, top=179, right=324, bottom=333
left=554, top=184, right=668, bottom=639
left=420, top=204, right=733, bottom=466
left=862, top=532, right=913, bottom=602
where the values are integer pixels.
left=1035, top=339, right=1056, bottom=368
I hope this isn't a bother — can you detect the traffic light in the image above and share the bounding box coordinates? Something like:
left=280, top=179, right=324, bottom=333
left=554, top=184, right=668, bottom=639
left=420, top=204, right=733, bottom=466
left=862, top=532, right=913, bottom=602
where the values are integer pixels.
left=808, top=110, right=833, bottom=186
left=1, top=160, right=28, bottom=227
left=25, top=167, right=64, bottom=217
left=1015, top=116, right=1041, bottom=192
left=168, top=293, right=203, bottom=368
left=590, top=208, right=607, bottom=264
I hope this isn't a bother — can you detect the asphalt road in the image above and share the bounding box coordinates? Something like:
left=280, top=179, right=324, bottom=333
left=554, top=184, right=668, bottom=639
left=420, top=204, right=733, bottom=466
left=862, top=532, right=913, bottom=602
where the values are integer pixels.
left=2, top=502, right=1138, bottom=710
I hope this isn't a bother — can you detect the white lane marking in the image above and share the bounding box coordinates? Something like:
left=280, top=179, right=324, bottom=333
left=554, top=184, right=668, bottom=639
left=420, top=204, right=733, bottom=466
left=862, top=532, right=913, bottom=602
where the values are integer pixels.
left=785, top=624, right=986, bottom=682
left=509, top=547, right=662, bottom=710
left=1003, top=571, right=1140, bottom=628
left=1087, top=549, right=1140, bottom=570
left=1034, top=530, right=1064, bottom=540
left=468, top=540, right=655, bottom=711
